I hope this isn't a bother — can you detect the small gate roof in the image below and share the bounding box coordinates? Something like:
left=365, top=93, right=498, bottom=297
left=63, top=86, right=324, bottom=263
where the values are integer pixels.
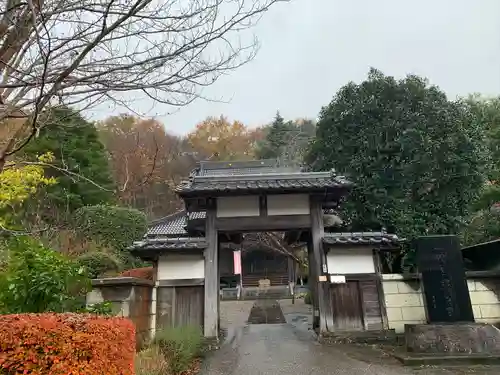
left=323, top=232, right=401, bottom=247
left=145, top=211, right=190, bottom=237
left=129, top=236, right=207, bottom=260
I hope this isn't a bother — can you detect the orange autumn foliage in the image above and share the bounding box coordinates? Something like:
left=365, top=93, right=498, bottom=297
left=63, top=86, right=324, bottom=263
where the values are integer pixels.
left=120, top=266, right=154, bottom=281
left=0, top=313, right=136, bottom=375
left=187, top=115, right=256, bottom=161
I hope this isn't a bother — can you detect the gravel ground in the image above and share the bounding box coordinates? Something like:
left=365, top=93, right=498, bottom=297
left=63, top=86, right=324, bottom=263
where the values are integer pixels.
left=207, top=299, right=499, bottom=375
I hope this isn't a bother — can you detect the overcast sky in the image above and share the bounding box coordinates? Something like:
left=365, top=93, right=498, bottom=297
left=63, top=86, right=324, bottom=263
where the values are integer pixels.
left=90, top=0, right=500, bottom=136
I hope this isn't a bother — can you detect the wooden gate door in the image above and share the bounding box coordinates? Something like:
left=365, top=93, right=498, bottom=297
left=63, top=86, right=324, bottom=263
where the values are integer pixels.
left=329, top=278, right=384, bottom=332
left=329, top=281, right=364, bottom=331
left=174, top=286, right=204, bottom=328
left=358, top=279, right=384, bottom=330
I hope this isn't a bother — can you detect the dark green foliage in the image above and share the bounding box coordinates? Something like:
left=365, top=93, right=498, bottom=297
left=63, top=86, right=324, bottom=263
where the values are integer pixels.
left=470, top=184, right=500, bottom=212
left=74, top=205, right=147, bottom=254
left=464, top=96, right=500, bottom=182
left=255, top=112, right=315, bottom=164
left=154, top=325, right=204, bottom=374
left=22, top=106, right=115, bottom=221
left=461, top=209, right=500, bottom=246
left=76, top=250, right=123, bottom=278
left=307, top=69, right=488, bottom=268
left=0, top=236, right=90, bottom=314
left=459, top=97, right=500, bottom=245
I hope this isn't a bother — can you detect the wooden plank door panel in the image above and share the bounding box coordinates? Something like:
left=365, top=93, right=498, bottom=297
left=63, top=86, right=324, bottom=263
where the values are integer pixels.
left=174, top=286, right=204, bottom=329
left=359, top=279, right=383, bottom=330
left=329, top=281, right=364, bottom=331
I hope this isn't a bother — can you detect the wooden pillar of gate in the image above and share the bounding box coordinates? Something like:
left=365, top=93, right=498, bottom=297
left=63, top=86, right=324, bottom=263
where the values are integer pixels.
left=204, top=204, right=219, bottom=339
left=307, top=240, right=319, bottom=330
left=310, top=197, right=328, bottom=334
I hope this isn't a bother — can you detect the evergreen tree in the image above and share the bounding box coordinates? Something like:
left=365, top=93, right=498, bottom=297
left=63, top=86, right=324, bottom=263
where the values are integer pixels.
left=22, top=107, right=115, bottom=224
left=307, top=69, right=488, bottom=269
left=256, top=112, right=315, bottom=164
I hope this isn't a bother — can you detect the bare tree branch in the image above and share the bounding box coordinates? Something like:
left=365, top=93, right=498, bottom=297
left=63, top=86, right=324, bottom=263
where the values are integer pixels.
left=244, top=231, right=305, bottom=266
left=5, top=160, right=115, bottom=191
left=0, top=0, right=289, bottom=169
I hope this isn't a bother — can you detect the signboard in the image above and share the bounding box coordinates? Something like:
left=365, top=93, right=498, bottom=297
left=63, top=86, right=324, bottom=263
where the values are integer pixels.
left=330, top=275, right=346, bottom=284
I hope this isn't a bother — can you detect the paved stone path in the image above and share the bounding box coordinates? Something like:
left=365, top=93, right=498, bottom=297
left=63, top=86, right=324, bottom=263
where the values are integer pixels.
left=247, top=300, right=286, bottom=324
left=205, top=299, right=498, bottom=375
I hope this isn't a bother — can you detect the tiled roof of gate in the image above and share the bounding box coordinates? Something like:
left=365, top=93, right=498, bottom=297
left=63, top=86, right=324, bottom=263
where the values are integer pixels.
left=176, top=159, right=352, bottom=196
left=145, top=211, right=206, bottom=238
left=323, top=232, right=401, bottom=246
left=198, top=159, right=291, bottom=176
left=131, top=237, right=207, bottom=251
left=187, top=211, right=206, bottom=220
left=146, top=211, right=188, bottom=237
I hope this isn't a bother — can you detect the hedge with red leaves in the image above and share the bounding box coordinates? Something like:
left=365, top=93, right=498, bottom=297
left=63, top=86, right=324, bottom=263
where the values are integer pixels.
left=120, top=266, right=154, bottom=281
left=0, top=313, right=135, bottom=375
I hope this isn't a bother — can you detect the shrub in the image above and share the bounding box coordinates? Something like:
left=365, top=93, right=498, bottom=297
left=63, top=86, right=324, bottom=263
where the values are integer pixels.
left=0, top=236, right=90, bottom=314
left=154, top=325, right=203, bottom=374
left=77, top=250, right=124, bottom=278
left=0, top=313, right=135, bottom=375
left=304, top=291, right=312, bottom=305
left=121, top=266, right=154, bottom=281
left=74, top=205, right=147, bottom=252
left=135, top=345, right=169, bottom=375
left=83, top=301, right=114, bottom=316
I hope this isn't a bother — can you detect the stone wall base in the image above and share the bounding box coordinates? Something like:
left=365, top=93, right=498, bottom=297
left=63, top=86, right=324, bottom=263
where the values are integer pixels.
left=319, top=329, right=398, bottom=345
left=405, top=323, right=500, bottom=355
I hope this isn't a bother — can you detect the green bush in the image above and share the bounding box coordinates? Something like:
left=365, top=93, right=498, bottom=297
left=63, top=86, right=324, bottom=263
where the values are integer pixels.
left=83, top=301, right=114, bottom=315
left=77, top=250, right=123, bottom=278
left=74, top=205, right=147, bottom=252
left=0, top=236, right=90, bottom=314
left=153, top=325, right=203, bottom=374
left=304, top=291, right=312, bottom=305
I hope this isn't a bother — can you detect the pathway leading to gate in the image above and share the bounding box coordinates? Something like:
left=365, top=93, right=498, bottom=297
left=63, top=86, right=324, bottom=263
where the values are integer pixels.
left=203, top=299, right=497, bottom=375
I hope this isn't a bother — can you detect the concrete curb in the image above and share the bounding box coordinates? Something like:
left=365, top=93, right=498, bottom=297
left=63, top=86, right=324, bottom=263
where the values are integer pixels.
left=392, top=353, right=500, bottom=366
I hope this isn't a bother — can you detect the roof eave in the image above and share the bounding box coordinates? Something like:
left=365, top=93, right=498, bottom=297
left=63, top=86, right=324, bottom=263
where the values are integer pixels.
left=176, top=184, right=353, bottom=198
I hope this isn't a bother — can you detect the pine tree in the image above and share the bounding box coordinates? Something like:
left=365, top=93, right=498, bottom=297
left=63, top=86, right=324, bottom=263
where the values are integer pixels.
left=256, top=111, right=290, bottom=160
left=256, top=112, right=315, bottom=164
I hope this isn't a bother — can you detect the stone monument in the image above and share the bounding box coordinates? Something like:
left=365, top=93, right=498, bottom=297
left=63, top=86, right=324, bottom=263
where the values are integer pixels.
left=399, top=235, right=500, bottom=365
left=416, top=234, right=474, bottom=323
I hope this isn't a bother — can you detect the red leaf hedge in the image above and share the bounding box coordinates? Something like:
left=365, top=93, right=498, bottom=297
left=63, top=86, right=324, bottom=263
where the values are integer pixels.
left=120, top=266, right=154, bottom=281
left=0, top=313, right=136, bottom=375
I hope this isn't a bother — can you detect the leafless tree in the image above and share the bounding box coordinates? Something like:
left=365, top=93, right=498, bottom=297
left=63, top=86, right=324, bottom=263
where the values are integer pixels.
left=244, top=232, right=304, bottom=264
left=0, top=0, right=287, bottom=170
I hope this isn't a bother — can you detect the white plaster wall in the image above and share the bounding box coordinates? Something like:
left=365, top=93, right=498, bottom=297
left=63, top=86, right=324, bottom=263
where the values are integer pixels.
left=381, top=274, right=500, bottom=333
left=326, top=247, right=375, bottom=274
left=267, top=194, right=310, bottom=216
left=157, top=254, right=205, bottom=280
left=216, top=196, right=259, bottom=217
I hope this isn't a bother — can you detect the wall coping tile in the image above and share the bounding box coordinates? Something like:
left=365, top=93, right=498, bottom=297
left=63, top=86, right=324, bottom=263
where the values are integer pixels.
left=91, top=277, right=154, bottom=287
left=382, top=271, right=500, bottom=282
